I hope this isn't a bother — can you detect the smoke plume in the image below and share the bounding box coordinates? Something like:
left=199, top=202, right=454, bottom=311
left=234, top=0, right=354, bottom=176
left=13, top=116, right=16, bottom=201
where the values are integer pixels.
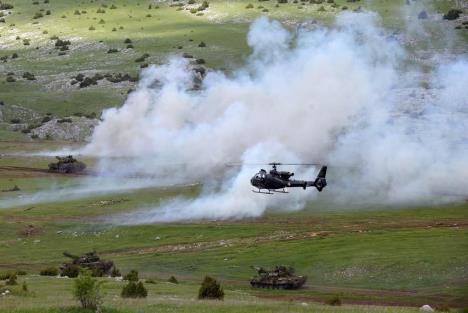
left=3, top=12, right=466, bottom=222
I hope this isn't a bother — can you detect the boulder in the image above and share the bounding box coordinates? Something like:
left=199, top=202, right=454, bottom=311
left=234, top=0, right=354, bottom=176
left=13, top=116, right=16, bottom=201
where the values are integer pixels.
left=420, top=305, right=434, bottom=312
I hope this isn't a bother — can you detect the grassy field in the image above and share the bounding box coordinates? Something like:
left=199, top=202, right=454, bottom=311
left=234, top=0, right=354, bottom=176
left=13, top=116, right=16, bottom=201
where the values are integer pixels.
left=1, top=1, right=468, bottom=312
left=0, top=143, right=467, bottom=311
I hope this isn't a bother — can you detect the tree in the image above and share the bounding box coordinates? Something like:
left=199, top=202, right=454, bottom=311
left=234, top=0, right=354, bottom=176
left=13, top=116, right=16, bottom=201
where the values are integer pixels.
left=73, top=269, right=103, bottom=309
left=198, top=276, right=224, bottom=300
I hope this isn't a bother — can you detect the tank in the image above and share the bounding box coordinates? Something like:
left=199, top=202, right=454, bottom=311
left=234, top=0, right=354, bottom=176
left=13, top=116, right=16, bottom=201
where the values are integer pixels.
left=61, top=251, right=113, bottom=277
left=250, top=266, right=306, bottom=289
left=48, top=155, right=86, bottom=173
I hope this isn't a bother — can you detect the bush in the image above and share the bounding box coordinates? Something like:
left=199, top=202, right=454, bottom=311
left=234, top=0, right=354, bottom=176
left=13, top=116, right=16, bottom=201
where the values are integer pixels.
left=443, top=9, right=461, bottom=20
left=6, top=76, right=15, bottom=83
left=61, top=263, right=80, bottom=278
left=57, top=118, right=72, bottom=123
left=96, top=8, right=105, bottom=14
left=145, top=279, right=156, bottom=284
left=74, top=10, right=80, bottom=15
left=40, top=267, right=58, bottom=276
left=10, top=118, right=21, bottom=124
left=16, top=270, right=27, bottom=276
left=198, top=276, right=224, bottom=300
left=123, top=270, right=138, bottom=282
left=6, top=273, right=17, bottom=285
left=73, top=269, right=103, bottom=309
left=45, top=10, right=51, bottom=15
left=325, top=295, right=341, bottom=306
left=22, top=281, right=28, bottom=292
left=246, top=3, right=254, bottom=8
left=121, top=281, right=147, bottom=298
left=23, top=72, right=36, bottom=80
left=124, top=38, right=132, bottom=44
left=168, top=276, right=178, bottom=284
left=107, top=48, right=118, bottom=53
left=33, top=12, right=43, bottom=19
left=0, top=3, right=14, bottom=10
left=111, top=267, right=121, bottom=277
left=198, top=41, right=206, bottom=47
left=89, top=25, right=95, bottom=31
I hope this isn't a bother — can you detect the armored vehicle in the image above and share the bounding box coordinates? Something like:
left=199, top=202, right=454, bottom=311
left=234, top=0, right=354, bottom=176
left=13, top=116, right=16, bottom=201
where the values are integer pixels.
left=48, top=155, right=86, bottom=173
left=61, top=251, right=113, bottom=277
left=250, top=266, right=306, bottom=289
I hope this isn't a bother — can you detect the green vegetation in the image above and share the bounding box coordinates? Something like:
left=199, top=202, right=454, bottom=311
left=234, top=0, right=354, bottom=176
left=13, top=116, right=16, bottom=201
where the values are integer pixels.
left=73, top=270, right=103, bottom=309
left=198, top=276, right=224, bottom=300
left=0, top=0, right=467, bottom=312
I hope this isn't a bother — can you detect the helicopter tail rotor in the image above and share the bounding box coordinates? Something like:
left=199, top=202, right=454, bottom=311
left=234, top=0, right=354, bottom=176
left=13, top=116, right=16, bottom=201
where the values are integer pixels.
left=314, top=166, right=327, bottom=192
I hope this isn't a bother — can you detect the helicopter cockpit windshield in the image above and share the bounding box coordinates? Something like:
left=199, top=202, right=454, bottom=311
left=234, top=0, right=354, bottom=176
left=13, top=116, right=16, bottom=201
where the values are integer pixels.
left=255, top=170, right=266, bottom=181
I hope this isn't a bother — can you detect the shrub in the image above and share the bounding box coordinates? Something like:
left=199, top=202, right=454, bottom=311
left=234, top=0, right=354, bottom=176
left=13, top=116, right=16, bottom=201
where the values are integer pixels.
left=40, top=267, right=58, bottom=276
left=168, top=276, right=178, bottom=284
left=16, top=270, right=27, bottom=276
left=73, top=270, right=103, bottom=309
left=121, top=281, right=147, bottom=298
left=443, top=9, right=461, bottom=20
left=96, top=8, right=105, bottom=14
left=22, top=281, right=28, bottom=292
left=23, top=72, right=36, bottom=80
left=98, top=18, right=105, bottom=24
left=57, top=118, right=72, bottom=123
left=107, top=48, right=118, bottom=53
left=89, top=25, right=95, bottom=30
left=198, top=276, right=224, bottom=300
left=110, top=4, right=117, bottom=9
left=246, top=3, right=254, bottom=8
left=0, top=272, right=12, bottom=280
left=196, top=58, right=205, bottom=64
left=198, top=41, right=206, bottom=47
left=6, top=273, right=17, bottom=285
left=45, top=10, right=51, bottom=15
left=325, top=295, right=341, bottom=306
left=188, top=0, right=196, bottom=3
left=41, top=116, right=52, bottom=123
left=10, top=118, right=21, bottom=124
left=11, top=53, right=18, bottom=59
left=145, top=279, right=156, bottom=284
left=0, top=3, right=13, bottom=10
left=124, top=38, right=132, bottom=43
left=23, top=39, right=30, bottom=45
left=61, top=263, right=80, bottom=278
left=126, top=44, right=134, bottom=49
left=135, top=53, right=149, bottom=62
left=111, top=267, right=121, bottom=277
left=33, top=12, right=43, bottom=19
left=123, top=270, right=138, bottom=282
left=74, top=10, right=80, bottom=15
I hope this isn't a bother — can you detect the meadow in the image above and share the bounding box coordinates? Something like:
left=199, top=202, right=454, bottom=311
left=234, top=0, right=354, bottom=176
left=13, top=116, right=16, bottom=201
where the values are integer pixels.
left=1, top=0, right=467, bottom=312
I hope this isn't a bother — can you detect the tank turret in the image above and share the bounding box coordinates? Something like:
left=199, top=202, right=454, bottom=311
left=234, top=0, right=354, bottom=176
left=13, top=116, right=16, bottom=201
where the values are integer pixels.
left=250, top=265, right=306, bottom=289
left=48, top=155, right=86, bottom=173
left=61, top=251, right=113, bottom=277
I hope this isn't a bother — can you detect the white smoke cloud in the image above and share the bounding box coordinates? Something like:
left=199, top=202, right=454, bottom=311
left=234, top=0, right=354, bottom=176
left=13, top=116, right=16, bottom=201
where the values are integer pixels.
left=3, top=12, right=467, bottom=221
left=82, top=12, right=467, bottom=223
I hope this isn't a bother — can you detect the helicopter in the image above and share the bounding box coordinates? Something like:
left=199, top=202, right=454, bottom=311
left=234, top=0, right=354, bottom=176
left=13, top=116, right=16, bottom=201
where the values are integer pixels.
left=250, top=162, right=327, bottom=194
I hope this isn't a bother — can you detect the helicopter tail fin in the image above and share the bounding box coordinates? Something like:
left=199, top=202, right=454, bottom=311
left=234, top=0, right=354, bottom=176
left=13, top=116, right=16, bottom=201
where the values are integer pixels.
left=314, top=166, right=327, bottom=192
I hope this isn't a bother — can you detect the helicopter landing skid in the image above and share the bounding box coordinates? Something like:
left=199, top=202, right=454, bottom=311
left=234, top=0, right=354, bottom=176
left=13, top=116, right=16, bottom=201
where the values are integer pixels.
left=273, top=189, right=289, bottom=194
left=252, top=189, right=274, bottom=195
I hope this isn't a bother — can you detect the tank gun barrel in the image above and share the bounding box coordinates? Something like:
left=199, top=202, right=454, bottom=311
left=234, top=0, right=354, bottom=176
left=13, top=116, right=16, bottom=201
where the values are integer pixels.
left=63, top=251, right=79, bottom=260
